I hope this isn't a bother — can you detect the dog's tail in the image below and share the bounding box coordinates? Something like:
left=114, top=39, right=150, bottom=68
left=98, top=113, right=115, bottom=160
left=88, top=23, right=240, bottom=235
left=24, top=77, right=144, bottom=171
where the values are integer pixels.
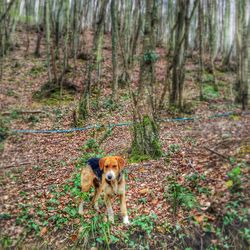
left=79, top=202, right=84, bottom=215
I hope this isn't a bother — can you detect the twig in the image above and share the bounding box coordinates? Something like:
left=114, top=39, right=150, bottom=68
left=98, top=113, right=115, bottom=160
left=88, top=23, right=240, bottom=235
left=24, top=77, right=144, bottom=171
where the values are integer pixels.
left=187, top=159, right=199, bottom=173
left=204, top=146, right=231, bottom=162
left=1, top=110, right=44, bottom=116
left=0, top=162, right=32, bottom=170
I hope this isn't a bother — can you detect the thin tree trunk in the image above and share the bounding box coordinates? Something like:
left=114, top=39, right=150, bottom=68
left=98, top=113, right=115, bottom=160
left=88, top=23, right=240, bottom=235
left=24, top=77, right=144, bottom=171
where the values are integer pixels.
left=111, top=0, right=118, bottom=101
left=24, top=0, right=30, bottom=55
left=198, top=0, right=204, bottom=100
left=78, top=0, right=109, bottom=120
left=207, top=0, right=218, bottom=90
left=0, top=0, right=15, bottom=24
left=45, top=0, right=52, bottom=83
left=170, top=0, right=196, bottom=108
left=131, top=0, right=162, bottom=159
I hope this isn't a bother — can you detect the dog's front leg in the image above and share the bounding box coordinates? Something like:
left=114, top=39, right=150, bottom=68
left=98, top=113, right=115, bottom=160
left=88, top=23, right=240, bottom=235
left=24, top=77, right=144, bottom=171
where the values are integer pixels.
left=92, top=186, right=102, bottom=211
left=120, top=194, right=129, bottom=224
left=104, top=194, right=114, bottom=223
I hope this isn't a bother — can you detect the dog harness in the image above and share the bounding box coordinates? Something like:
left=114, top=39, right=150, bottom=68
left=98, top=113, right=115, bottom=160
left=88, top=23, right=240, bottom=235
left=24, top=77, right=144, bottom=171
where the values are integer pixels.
left=87, top=157, right=103, bottom=181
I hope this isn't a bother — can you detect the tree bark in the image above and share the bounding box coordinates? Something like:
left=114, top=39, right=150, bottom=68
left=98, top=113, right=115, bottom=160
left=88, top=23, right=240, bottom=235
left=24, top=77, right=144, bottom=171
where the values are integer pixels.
left=78, top=0, right=109, bottom=120
left=235, top=0, right=249, bottom=110
left=111, top=0, right=118, bottom=101
left=45, top=0, right=52, bottom=82
left=131, top=0, right=162, bottom=160
left=170, top=0, right=198, bottom=108
left=198, top=0, right=204, bottom=100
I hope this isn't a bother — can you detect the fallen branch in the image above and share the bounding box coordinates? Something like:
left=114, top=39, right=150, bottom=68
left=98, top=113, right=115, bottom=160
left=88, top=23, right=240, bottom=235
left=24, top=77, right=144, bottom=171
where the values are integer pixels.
left=1, top=110, right=45, bottom=116
left=0, top=162, right=32, bottom=170
left=204, top=146, right=231, bottom=163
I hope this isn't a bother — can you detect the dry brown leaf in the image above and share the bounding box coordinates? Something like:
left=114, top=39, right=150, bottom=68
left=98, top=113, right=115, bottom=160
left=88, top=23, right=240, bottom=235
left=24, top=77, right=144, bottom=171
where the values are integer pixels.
left=139, top=188, right=149, bottom=194
left=70, top=234, right=78, bottom=241
left=151, top=199, right=158, bottom=205
left=139, top=167, right=147, bottom=172
left=40, top=227, right=47, bottom=236
left=194, top=215, right=204, bottom=223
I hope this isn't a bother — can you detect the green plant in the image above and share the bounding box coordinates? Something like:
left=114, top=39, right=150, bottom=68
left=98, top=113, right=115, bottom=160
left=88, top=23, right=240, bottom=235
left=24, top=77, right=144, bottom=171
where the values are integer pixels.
left=77, top=139, right=104, bottom=168
left=143, top=50, right=159, bottom=63
left=78, top=215, right=115, bottom=249
left=0, top=235, right=12, bottom=248
left=165, top=177, right=197, bottom=213
left=168, top=144, right=180, bottom=155
left=185, top=173, right=210, bottom=194
left=16, top=205, right=41, bottom=234
left=226, top=165, right=242, bottom=192
left=138, top=197, right=147, bottom=204
left=223, top=201, right=248, bottom=226
left=6, top=89, right=17, bottom=97
left=0, top=115, right=9, bottom=144
left=203, top=84, right=220, bottom=99
left=132, top=213, right=158, bottom=237
left=102, top=98, right=117, bottom=110
left=240, top=228, right=250, bottom=244
left=29, top=65, right=45, bottom=76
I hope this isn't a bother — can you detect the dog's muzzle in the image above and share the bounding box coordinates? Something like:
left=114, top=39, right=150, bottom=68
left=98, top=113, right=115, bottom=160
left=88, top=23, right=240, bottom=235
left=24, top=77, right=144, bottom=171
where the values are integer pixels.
left=106, top=171, right=115, bottom=181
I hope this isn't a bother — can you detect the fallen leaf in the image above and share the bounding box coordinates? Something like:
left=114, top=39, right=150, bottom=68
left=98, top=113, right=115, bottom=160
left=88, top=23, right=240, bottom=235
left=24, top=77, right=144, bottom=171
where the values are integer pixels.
left=195, top=215, right=204, bottom=223
left=139, top=167, right=147, bottom=172
left=151, top=199, right=158, bottom=205
left=71, top=234, right=78, bottom=241
left=40, top=227, right=47, bottom=236
left=139, top=188, right=149, bottom=194
left=225, top=180, right=233, bottom=188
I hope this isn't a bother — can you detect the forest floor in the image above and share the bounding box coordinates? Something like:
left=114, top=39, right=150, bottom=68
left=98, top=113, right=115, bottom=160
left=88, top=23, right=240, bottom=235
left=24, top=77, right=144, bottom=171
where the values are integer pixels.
left=0, top=29, right=249, bottom=249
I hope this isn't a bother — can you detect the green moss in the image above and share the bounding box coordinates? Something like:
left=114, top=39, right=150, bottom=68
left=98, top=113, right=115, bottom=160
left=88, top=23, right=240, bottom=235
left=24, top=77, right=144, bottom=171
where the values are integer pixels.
left=33, top=83, right=74, bottom=106
left=130, top=115, right=163, bottom=162
left=0, top=115, right=10, bottom=152
left=203, top=84, right=220, bottom=99
left=29, top=65, right=45, bottom=76
left=129, top=141, right=151, bottom=163
left=78, top=97, right=88, bottom=121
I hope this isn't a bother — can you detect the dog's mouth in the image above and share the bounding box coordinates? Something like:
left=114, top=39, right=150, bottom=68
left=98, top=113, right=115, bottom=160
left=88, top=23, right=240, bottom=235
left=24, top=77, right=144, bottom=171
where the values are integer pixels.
left=105, top=171, right=116, bottom=181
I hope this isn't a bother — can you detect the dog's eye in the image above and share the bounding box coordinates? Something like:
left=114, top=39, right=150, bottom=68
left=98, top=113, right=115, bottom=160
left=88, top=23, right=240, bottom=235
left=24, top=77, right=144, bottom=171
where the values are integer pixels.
left=105, top=165, right=108, bottom=169
left=112, top=165, right=117, bottom=168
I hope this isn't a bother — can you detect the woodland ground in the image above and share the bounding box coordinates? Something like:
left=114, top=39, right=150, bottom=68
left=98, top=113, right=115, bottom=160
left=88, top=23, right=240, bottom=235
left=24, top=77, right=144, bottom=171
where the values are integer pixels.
left=0, top=29, right=249, bottom=249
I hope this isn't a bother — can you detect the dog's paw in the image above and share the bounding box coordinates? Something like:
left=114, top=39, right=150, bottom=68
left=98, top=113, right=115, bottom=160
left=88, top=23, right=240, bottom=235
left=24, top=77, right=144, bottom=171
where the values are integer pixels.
left=123, top=216, right=130, bottom=224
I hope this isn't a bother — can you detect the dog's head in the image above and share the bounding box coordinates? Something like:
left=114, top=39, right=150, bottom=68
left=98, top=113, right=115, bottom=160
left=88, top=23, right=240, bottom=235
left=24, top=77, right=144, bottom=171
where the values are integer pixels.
left=99, top=156, right=125, bottom=181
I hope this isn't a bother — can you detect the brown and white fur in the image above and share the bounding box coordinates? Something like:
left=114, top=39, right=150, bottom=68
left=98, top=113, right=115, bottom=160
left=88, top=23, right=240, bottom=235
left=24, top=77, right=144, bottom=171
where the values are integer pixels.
left=79, top=156, right=129, bottom=224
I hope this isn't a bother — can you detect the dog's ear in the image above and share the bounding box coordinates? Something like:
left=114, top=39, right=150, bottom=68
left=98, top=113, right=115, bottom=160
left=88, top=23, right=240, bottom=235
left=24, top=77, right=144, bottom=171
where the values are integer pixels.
left=115, top=156, right=126, bottom=170
left=99, top=157, right=106, bottom=170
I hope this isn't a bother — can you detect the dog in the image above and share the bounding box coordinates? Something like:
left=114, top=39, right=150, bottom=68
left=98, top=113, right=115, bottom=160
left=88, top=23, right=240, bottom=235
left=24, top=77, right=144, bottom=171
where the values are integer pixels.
left=79, top=156, right=129, bottom=224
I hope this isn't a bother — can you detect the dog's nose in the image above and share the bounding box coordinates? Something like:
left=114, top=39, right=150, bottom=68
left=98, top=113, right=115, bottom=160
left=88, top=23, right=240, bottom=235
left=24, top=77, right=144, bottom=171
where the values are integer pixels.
left=107, top=174, right=112, bottom=180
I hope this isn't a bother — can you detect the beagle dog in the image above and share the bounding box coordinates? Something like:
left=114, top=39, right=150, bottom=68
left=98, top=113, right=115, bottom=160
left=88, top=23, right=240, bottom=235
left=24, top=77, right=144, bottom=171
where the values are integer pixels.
left=79, top=156, right=129, bottom=224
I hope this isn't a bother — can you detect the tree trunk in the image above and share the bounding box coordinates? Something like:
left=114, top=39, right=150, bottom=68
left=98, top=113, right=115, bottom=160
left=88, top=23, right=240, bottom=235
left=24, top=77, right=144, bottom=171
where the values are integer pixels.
left=222, top=0, right=231, bottom=67
left=207, top=0, right=218, bottom=90
left=198, top=0, right=204, bottom=100
left=235, top=0, right=249, bottom=110
left=131, top=0, right=162, bottom=160
left=111, top=0, right=118, bottom=102
left=45, top=0, right=52, bottom=83
left=78, top=0, right=109, bottom=120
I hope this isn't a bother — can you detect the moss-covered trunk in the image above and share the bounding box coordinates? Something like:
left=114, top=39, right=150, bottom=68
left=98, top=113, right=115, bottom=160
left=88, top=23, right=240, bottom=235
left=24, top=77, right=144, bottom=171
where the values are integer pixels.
left=131, top=0, right=162, bottom=160
left=132, top=115, right=162, bottom=161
